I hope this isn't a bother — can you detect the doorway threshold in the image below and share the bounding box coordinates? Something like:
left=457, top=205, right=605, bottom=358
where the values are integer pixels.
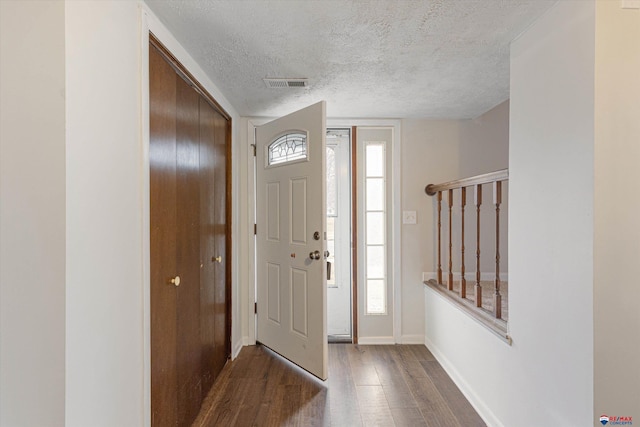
left=328, top=334, right=352, bottom=343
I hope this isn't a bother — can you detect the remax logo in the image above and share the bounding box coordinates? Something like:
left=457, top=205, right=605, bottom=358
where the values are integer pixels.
left=600, top=415, right=633, bottom=426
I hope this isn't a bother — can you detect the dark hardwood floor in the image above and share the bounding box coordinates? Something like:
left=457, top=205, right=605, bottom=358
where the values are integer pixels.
left=193, top=344, right=485, bottom=427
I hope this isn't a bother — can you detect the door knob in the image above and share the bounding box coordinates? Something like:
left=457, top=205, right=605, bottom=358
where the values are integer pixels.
left=324, top=250, right=330, bottom=259
left=212, top=256, right=222, bottom=263
left=309, top=250, right=321, bottom=260
left=170, top=276, right=181, bottom=287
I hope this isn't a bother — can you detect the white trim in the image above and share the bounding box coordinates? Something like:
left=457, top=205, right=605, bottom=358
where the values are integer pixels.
left=349, top=121, right=402, bottom=343
left=246, top=116, right=283, bottom=346
left=357, top=336, right=396, bottom=345
left=400, top=334, right=425, bottom=344
left=391, top=122, right=402, bottom=344
left=423, top=272, right=510, bottom=282
left=139, top=7, right=151, bottom=427
left=233, top=339, right=244, bottom=359
left=424, top=336, right=503, bottom=427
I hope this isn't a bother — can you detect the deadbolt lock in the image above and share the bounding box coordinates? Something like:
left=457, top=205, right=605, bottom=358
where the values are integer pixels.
left=313, top=231, right=320, bottom=241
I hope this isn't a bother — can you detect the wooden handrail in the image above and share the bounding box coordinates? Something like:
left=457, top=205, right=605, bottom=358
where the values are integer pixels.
left=425, top=169, right=509, bottom=196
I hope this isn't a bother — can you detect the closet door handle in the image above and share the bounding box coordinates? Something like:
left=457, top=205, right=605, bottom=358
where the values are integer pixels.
left=212, top=256, right=222, bottom=263
left=170, top=276, right=181, bottom=287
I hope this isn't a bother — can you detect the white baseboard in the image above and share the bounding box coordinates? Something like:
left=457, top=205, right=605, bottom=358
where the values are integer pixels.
left=400, top=334, right=425, bottom=344
left=232, top=338, right=244, bottom=360
left=424, top=335, right=504, bottom=427
left=357, top=336, right=395, bottom=345
left=423, top=272, right=509, bottom=282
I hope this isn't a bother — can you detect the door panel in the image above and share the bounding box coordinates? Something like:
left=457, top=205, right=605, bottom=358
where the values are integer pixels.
left=198, top=97, right=217, bottom=392
left=150, top=38, right=231, bottom=427
left=212, top=104, right=229, bottom=380
left=175, top=75, right=202, bottom=425
left=256, top=101, right=328, bottom=380
left=150, top=44, right=178, bottom=426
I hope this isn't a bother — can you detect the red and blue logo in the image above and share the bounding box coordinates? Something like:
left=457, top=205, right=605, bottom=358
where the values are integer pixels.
left=600, top=415, right=633, bottom=426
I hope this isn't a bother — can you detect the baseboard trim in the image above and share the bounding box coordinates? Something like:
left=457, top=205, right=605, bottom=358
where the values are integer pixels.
left=400, top=334, right=425, bottom=344
left=232, top=338, right=244, bottom=359
left=424, top=336, right=504, bottom=427
left=357, top=336, right=395, bottom=345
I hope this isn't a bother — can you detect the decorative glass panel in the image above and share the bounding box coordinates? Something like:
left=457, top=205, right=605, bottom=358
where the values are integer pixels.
left=268, top=132, right=307, bottom=166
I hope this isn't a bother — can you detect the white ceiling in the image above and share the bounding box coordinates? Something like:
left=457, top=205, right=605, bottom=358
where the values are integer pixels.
left=145, top=0, right=556, bottom=119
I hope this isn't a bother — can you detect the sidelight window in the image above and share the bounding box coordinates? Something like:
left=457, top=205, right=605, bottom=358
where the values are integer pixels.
left=364, top=142, right=387, bottom=315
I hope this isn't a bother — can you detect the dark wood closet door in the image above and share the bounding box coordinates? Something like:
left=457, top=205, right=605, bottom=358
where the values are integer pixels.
left=212, top=107, right=229, bottom=377
left=175, top=75, right=202, bottom=425
left=150, top=36, right=231, bottom=427
left=198, top=97, right=217, bottom=392
left=199, top=101, right=229, bottom=388
left=150, top=45, right=178, bottom=426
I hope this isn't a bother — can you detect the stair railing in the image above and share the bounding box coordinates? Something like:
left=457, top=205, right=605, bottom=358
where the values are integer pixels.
left=425, top=169, right=508, bottom=319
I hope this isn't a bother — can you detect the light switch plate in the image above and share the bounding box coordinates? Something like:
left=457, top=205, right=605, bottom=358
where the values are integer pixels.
left=403, top=210, right=417, bottom=224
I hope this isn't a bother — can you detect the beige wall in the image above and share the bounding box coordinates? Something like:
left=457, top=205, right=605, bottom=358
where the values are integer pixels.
left=425, top=2, right=597, bottom=425
left=0, top=1, right=66, bottom=425
left=594, top=1, right=640, bottom=422
left=401, top=101, right=509, bottom=338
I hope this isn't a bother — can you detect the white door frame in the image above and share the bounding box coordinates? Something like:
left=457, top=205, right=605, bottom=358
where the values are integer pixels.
left=246, top=118, right=401, bottom=346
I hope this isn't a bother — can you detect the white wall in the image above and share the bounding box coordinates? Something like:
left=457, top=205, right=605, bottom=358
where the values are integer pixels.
left=402, top=102, right=509, bottom=340
left=64, top=2, right=243, bottom=425
left=594, top=1, right=640, bottom=421
left=2, top=1, right=249, bottom=426
left=65, top=1, right=144, bottom=424
left=424, top=2, right=595, bottom=426
left=0, top=1, right=66, bottom=425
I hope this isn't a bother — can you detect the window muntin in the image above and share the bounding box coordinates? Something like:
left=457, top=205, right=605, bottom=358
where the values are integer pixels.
left=267, top=132, right=308, bottom=166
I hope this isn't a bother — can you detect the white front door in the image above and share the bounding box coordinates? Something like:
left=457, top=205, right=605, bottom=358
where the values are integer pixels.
left=255, top=101, right=328, bottom=380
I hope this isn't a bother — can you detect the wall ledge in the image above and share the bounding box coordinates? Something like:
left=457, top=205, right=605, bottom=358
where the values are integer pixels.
left=424, top=280, right=512, bottom=345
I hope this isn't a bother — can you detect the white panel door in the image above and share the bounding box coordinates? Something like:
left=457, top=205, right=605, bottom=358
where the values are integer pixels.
left=256, top=101, right=327, bottom=380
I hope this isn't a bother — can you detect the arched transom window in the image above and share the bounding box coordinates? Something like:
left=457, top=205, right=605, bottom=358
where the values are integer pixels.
left=267, top=132, right=308, bottom=166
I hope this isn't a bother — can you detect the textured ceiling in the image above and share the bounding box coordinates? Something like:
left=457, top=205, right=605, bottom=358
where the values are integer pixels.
left=145, top=0, right=556, bottom=119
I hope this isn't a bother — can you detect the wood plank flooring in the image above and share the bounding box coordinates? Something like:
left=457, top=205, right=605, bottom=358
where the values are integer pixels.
left=193, top=344, right=485, bottom=427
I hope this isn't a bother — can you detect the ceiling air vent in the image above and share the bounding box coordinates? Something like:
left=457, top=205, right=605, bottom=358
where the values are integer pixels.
left=263, top=78, right=309, bottom=89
